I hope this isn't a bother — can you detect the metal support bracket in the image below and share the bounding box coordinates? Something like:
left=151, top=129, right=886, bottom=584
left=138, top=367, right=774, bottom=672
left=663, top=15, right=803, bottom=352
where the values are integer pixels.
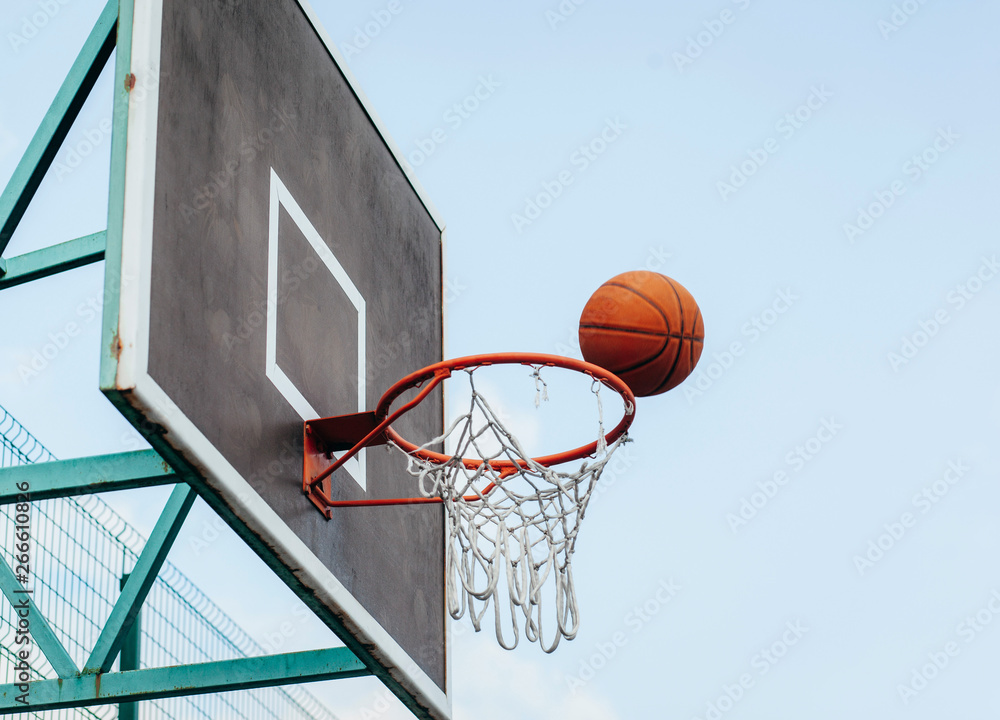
left=303, top=412, right=387, bottom=517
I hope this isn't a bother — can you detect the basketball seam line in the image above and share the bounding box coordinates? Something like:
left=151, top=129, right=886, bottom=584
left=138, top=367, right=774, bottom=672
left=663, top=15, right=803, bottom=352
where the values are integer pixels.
left=650, top=277, right=689, bottom=395
left=687, top=307, right=703, bottom=373
left=594, top=281, right=674, bottom=378
left=579, top=324, right=697, bottom=341
left=602, top=282, right=672, bottom=334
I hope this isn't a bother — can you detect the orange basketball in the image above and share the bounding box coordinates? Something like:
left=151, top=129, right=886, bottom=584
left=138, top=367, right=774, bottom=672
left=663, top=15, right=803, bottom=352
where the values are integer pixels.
left=578, top=271, right=704, bottom=397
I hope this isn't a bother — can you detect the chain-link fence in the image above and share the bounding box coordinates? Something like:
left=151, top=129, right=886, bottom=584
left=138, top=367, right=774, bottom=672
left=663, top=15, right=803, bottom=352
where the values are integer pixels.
left=0, top=403, right=341, bottom=719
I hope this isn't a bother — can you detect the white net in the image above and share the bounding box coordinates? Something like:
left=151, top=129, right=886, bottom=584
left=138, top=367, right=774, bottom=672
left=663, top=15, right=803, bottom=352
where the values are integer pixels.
left=391, top=367, right=631, bottom=652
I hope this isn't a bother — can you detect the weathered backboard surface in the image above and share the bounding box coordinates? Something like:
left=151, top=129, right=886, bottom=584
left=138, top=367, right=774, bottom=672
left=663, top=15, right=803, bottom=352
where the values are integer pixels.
left=100, top=1, right=448, bottom=717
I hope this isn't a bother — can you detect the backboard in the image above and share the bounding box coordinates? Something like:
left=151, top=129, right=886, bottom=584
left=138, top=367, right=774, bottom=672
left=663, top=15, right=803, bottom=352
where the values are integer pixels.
left=100, top=1, right=448, bottom=717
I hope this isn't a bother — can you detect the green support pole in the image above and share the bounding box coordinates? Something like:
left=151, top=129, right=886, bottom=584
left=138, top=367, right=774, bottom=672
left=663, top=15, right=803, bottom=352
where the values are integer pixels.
left=84, top=484, right=195, bottom=674
left=117, top=573, right=140, bottom=720
left=100, top=0, right=134, bottom=392
left=0, top=231, right=106, bottom=290
left=0, top=450, right=177, bottom=505
left=0, top=647, right=370, bottom=713
left=0, top=0, right=118, bottom=256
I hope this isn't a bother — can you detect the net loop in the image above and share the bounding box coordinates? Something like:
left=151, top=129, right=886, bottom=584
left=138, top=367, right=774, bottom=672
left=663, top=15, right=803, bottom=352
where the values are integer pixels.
left=592, top=379, right=607, bottom=456
left=531, top=367, right=549, bottom=408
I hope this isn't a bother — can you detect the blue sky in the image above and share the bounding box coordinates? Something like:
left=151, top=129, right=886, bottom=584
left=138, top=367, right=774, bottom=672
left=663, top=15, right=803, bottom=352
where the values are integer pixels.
left=2, top=0, right=1000, bottom=718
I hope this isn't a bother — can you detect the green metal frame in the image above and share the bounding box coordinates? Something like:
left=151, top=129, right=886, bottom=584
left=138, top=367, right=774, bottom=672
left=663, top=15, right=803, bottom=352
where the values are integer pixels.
left=85, top=484, right=196, bottom=675
left=0, top=0, right=375, bottom=714
left=0, top=0, right=117, bottom=258
left=0, top=553, right=79, bottom=678
left=0, top=648, right=368, bottom=712
left=117, top=572, right=141, bottom=720
left=0, top=449, right=175, bottom=503
left=0, top=231, right=106, bottom=290
left=0, top=452, right=372, bottom=714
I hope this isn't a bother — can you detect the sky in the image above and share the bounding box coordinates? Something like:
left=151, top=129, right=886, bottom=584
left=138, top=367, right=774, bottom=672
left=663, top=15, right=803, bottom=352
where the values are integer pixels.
left=2, top=0, right=1000, bottom=718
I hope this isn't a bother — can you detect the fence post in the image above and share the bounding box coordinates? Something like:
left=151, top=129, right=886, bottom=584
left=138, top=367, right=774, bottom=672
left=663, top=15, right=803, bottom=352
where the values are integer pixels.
left=119, top=572, right=141, bottom=720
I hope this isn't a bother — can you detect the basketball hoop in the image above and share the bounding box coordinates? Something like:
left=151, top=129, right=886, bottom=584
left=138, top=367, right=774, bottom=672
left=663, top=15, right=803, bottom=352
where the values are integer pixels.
left=303, top=353, right=636, bottom=651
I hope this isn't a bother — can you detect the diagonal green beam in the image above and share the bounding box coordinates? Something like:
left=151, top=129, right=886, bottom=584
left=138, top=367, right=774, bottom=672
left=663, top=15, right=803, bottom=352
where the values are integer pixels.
left=0, top=555, right=79, bottom=678
left=0, top=647, right=370, bottom=713
left=0, top=0, right=118, bottom=256
left=84, top=484, right=195, bottom=674
left=0, top=231, right=106, bottom=290
left=0, top=450, right=177, bottom=505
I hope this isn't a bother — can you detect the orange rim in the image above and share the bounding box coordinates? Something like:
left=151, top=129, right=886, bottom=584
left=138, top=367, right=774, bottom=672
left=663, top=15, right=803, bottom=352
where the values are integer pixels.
left=376, top=352, right=636, bottom=472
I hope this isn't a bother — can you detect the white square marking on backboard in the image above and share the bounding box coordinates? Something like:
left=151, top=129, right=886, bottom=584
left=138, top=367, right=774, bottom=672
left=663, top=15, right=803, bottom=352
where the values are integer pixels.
left=267, top=167, right=367, bottom=490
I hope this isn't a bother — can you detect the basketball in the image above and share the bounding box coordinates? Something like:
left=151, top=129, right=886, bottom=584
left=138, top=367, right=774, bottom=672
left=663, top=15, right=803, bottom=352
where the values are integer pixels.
left=578, top=271, right=705, bottom=397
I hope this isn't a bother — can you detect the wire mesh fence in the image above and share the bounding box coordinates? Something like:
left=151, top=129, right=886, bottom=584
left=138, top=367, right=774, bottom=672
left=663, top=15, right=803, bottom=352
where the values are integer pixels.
left=0, top=404, right=341, bottom=720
